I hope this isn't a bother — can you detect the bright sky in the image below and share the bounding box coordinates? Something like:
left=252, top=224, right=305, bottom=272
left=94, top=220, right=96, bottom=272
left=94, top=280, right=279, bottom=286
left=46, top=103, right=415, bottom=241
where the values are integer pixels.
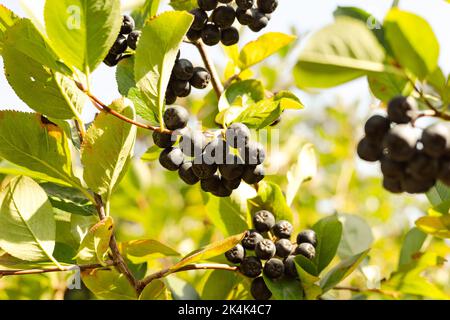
left=0, top=0, right=449, bottom=120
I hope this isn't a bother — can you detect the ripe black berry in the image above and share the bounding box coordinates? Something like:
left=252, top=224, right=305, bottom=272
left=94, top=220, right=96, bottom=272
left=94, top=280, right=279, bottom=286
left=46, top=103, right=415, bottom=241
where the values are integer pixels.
left=198, top=0, right=219, bottom=11
left=225, top=244, right=245, bottom=264
left=127, top=30, right=141, bottom=50
left=383, top=177, right=403, bottom=193
left=163, top=106, right=189, bottom=130
left=242, top=164, right=265, bottom=184
left=178, top=162, right=200, bottom=185
left=110, top=34, right=128, bottom=55
left=236, top=0, right=254, bottom=10
left=121, top=15, right=135, bottom=34
left=190, top=67, right=211, bottom=89
left=240, top=141, right=266, bottom=165
left=387, top=96, right=418, bottom=124
left=250, top=277, right=272, bottom=300
left=252, top=210, right=275, bottom=232
left=249, top=9, right=269, bottom=32
left=201, top=174, right=221, bottom=192
left=212, top=182, right=233, bottom=197
left=212, top=5, right=236, bottom=28
left=221, top=27, right=239, bottom=46
left=204, top=138, right=228, bottom=165
left=226, top=123, right=251, bottom=148
left=218, top=0, right=233, bottom=2
left=192, top=155, right=218, bottom=179
left=236, top=8, right=254, bottom=25
left=190, top=8, right=208, bottom=31
left=357, top=137, right=382, bottom=162
left=272, top=220, right=293, bottom=239
left=421, top=123, right=450, bottom=158
left=275, top=238, right=293, bottom=258
left=201, top=23, right=221, bottom=46
left=103, top=52, right=122, bottom=67
left=170, top=79, right=191, bottom=97
left=406, top=152, right=439, bottom=181
left=242, top=229, right=264, bottom=250
left=296, top=229, right=317, bottom=247
left=255, top=239, right=276, bottom=260
left=219, top=163, right=244, bottom=180
left=380, top=157, right=405, bottom=179
left=263, top=258, right=284, bottom=279
left=180, top=130, right=206, bottom=157
left=173, top=59, right=195, bottom=81
left=364, top=115, right=391, bottom=142
left=257, top=0, right=278, bottom=13
left=401, top=174, right=435, bottom=194
left=187, top=28, right=202, bottom=42
left=159, top=147, right=184, bottom=171
left=383, top=125, right=418, bottom=162
left=153, top=131, right=175, bottom=149
left=284, top=255, right=298, bottom=278
left=223, top=177, right=241, bottom=191
left=439, top=160, right=450, bottom=186
left=295, top=243, right=316, bottom=260
left=240, top=256, right=262, bottom=278
left=165, top=88, right=177, bottom=105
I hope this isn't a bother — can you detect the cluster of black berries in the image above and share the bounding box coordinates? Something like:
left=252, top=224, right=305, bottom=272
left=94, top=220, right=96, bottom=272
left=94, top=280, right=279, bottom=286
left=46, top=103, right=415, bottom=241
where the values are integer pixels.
left=154, top=106, right=266, bottom=197
left=358, top=96, right=450, bottom=194
left=165, top=53, right=211, bottom=105
left=104, top=15, right=142, bottom=67
left=224, top=210, right=318, bottom=300
left=187, top=0, right=279, bottom=46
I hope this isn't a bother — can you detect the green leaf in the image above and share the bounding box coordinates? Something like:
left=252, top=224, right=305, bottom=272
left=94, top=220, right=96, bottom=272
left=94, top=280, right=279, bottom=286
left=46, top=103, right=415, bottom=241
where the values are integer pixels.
left=141, top=145, right=162, bottom=162
left=201, top=270, right=239, bottom=300
left=0, top=112, right=83, bottom=192
left=122, top=239, right=180, bottom=264
left=166, top=276, right=199, bottom=300
left=169, top=232, right=246, bottom=272
left=132, top=0, right=161, bottom=30
left=415, top=215, right=450, bottom=239
left=384, top=9, right=439, bottom=79
left=3, top=20, right=85, bottom=119
left=218, top=79, right=265, bottom=112
left=0, top=4, right=19, bottom=54
left=81, top=98, right=137, bottom=199
left=0, top=161, right=71, bottom=187
left=203, top=192, right=250, bottom=237
left=0, top=176, right=60, bottom=266
left=320, top=249, right=369, bottom=293
left=82, top=268, right=137, bottom=300
left=135, top=11, right=193, bottom=126
left=76, top=217, right=114, bottom=265
left=44, top=0, right=122, bottom=73
left=398, top=228, right=427, bottom=268
left=286, top=144, right=317, bottom=206
left=247, top=181, right=293, bottom=222
left=426, top=181, right=450, bottom=209
left=368, top=72, right=412, bottom=102
left=295, top=254, right=320, bottom=279
left=338, top=214, right=373, bottom=259
left=263, top=276, right=303, bottom=300
left=312, top=215, right=343, bottom=273
left=169, top=0, right=197, bottom=11
left=234, top=99, right=282, bottom=129
left=294, top=18, right=387, bottom=89
left=273, top=91, right=304, bottom=110
left=139, top=280, right=167, bottom=300
left=238, top=32, right=296, bottom=70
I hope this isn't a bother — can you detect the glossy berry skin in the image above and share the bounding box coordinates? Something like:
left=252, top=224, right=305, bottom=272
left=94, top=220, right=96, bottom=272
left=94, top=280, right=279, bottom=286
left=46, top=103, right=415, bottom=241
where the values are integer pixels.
left=165, top=88, right=177, bottom=105
left=252, top=210, right=275, bottom=233
left=380, top=157, right=405, bottom=179
left=221, top=27, right=240, bottom=46
left=257, top=0, right=278, bottom=13
left=127, top=30, right=141, bottom=50
left=159, top=148, right=184, bottom=171
left=190, top=67, right=211, bottom=89
left=225, top=244, right=245, bottom=264
left=242, top=164, right=265, bottom=184
left=439, top=160, right=450, bottom=186
left=200, top=174, right=221, bottom=193
left=242, top=229, right=264, bottom=250
left=203, top=138, right=228, bottom=165
left=121, top=15, right=135, bottom=34
left=406, top=153, right=439, bottom=181
left=272, top=220, right=293, bottom=239
left=170, top=80, right=191, bottom=97
left=103, top=52, right=122, bottom=67
left=263, top=258, right=284, bottom=279
left=275, top=238, right=293, bottom=258
left=401, top=174, right=435, bottom=194
left=240, top=141, right=266, bottom=165
left=255, top=239, right=276, bottom=260
left=387, top=96, right=417, bottom=124
left=284, top=255, right=298, bottom=278
left=357, top=137, right=382, bottom=162
left=219, top=163, right=244, bottom=181
left=180, top=130, right=206, bottom=157
left=212, top=182, right=233, bottom=197
left=364, top=115, right=391, bottom=142
left=178, top=162, right=200, bottom=185
left=236, top=0, right=254, bottom=10
left=236, top=8, right=254, bottom=25
left=295, top=243, right=316, bottom=260
left=240, top=256, right=262, bottom=278
left=383, top=177, right=403, bottom=193
left=187, top=28, right=202, bottom=42
left=110, top=34, right=128, bottom=55
left=212, top=5, right=236, bottom=28
left=198, top=0, right=219, bottom=11
left=296, top=229, right=317, bottom=247
left=190, top=8, right=208, bottom=30
left=421, top=123, right=450, bottom=158
left=226, top=123, right=251, bottom=148
left=383, top=125, right=418, bottom=162
left=192, top=156, right=218, bottom=179
left=173, top=59, right=195, bottom=81
left=223, top=177, right=241, bottom=191
left=163, top=106, right=189, bottom=130
left=249, top=9, right=269, bottom=32
left=250, top=277, right=272, bottom=300
left=201, top=23, right=221, bottom=46
left=152, top=131, right=175, bottom=149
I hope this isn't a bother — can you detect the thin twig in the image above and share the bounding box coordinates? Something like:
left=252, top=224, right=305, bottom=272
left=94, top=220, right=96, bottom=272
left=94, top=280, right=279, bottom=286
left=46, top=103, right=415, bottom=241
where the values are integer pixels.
left=408, top=78, right=450, bottom=121
left=223, top=74, right=241, bottom=89
left=0, top=261, right=114, bottom=276
left=194, top=40, right=224, bottom=98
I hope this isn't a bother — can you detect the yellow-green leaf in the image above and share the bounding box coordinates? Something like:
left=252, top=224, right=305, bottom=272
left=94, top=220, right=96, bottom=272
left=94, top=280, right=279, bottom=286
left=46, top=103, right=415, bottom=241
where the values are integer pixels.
left=415, top=215, right=450, bottom=238
left=76, top=217, right=114, bottom=265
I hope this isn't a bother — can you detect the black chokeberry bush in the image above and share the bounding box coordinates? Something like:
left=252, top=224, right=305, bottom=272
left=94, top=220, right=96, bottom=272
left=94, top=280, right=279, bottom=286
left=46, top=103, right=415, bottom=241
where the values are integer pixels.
left=104, top=15, right=138, bottom=67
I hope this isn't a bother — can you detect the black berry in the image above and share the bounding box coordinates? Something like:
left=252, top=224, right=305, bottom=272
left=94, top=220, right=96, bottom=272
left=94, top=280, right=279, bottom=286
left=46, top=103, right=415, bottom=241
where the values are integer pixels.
left=421, top=123, right=450, bottom=158
left=121, top=15, right=135, bottom=34
left=163, top=106, right=189, bottom=130
left=364, top=115, right=391, bottom=142
left=223, top=177, right=241, bottom=191
left=295, top=243, right=316, bottom=260
left=406, top=152, right=439, bottom=181
left=357, top=137, right=382, bottom=162
left=127, top=30, right=141, bottom=50
left=221, top=27, right=240, bottom=46
left=190, top=8, right=208, bottom=30
left=198, top=0, right=219, bottom=11
left=187, top=28, right=202, bottom=42
left=240, top=141, right=266, bottom=165
left=165, top=88, right=177, bottom=105
left=249, top=9, right=269, bottom=32
left=242, top=164, right=265, bottom=184
left=225, top=244, right=245, bottom=264
left=204, top=138, right=228, bottom=165
left=201, top=174, right=221, bottom=192
left=284, top=255, right=298, bottom=278
left=255, top=239, right=276, bottom=260
left=178, top=162, right=200, bottom=185
left=201, top=23, right=221, bottom=46
left=252, top=210, right=275, bottom=232
left=401, top=174, right=435, bottom=194
left=190, top=67, right=211, bottom=89
left=387, top=96, right=418, bottom=124
left=380, top=157, right=405, bottom=179
left=272, top=220, right=293, bottom=239
left=242, top=229, right=264, bottom=250
left=110, top=34, right=128, bottom=55
left=226, top=123, right=251, bottom=148
left=236, top=0, right=254, bottom=10
left=383, top=125, right=418, bottom=162
left=275, top=238, right=293, bottom=258
left=263, top=258, right=284, bottom=279
left=159, top=147, right=184, bottom=171
left=173, top=59, right=195, bottom=81
left=240, top=256, right=262, bottom=278
left=180, top=130, right=206, bottom=157
left=103, top=52, right=122, bottom=67
left=212, top=5, right=236, bottom=28
left=439, top=160, right=450, bottom=186
left=296, top=229, right=317, bottom=247
left=219, top=163, right=245, bottom=180
left=236, top=8, right=254, bottom=25
left=170, top=79, right=191, bottom=97
left=153, top=131, right=175, bottom=148
left=212, top=181, right=233, bottom=197
left=383, top=177, right=403, bottom=193
left=193, top=157, right=218, bottom=179
left=257, top=0, right=278, bottom=13
left=250, top=277, right=272, bottom=300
